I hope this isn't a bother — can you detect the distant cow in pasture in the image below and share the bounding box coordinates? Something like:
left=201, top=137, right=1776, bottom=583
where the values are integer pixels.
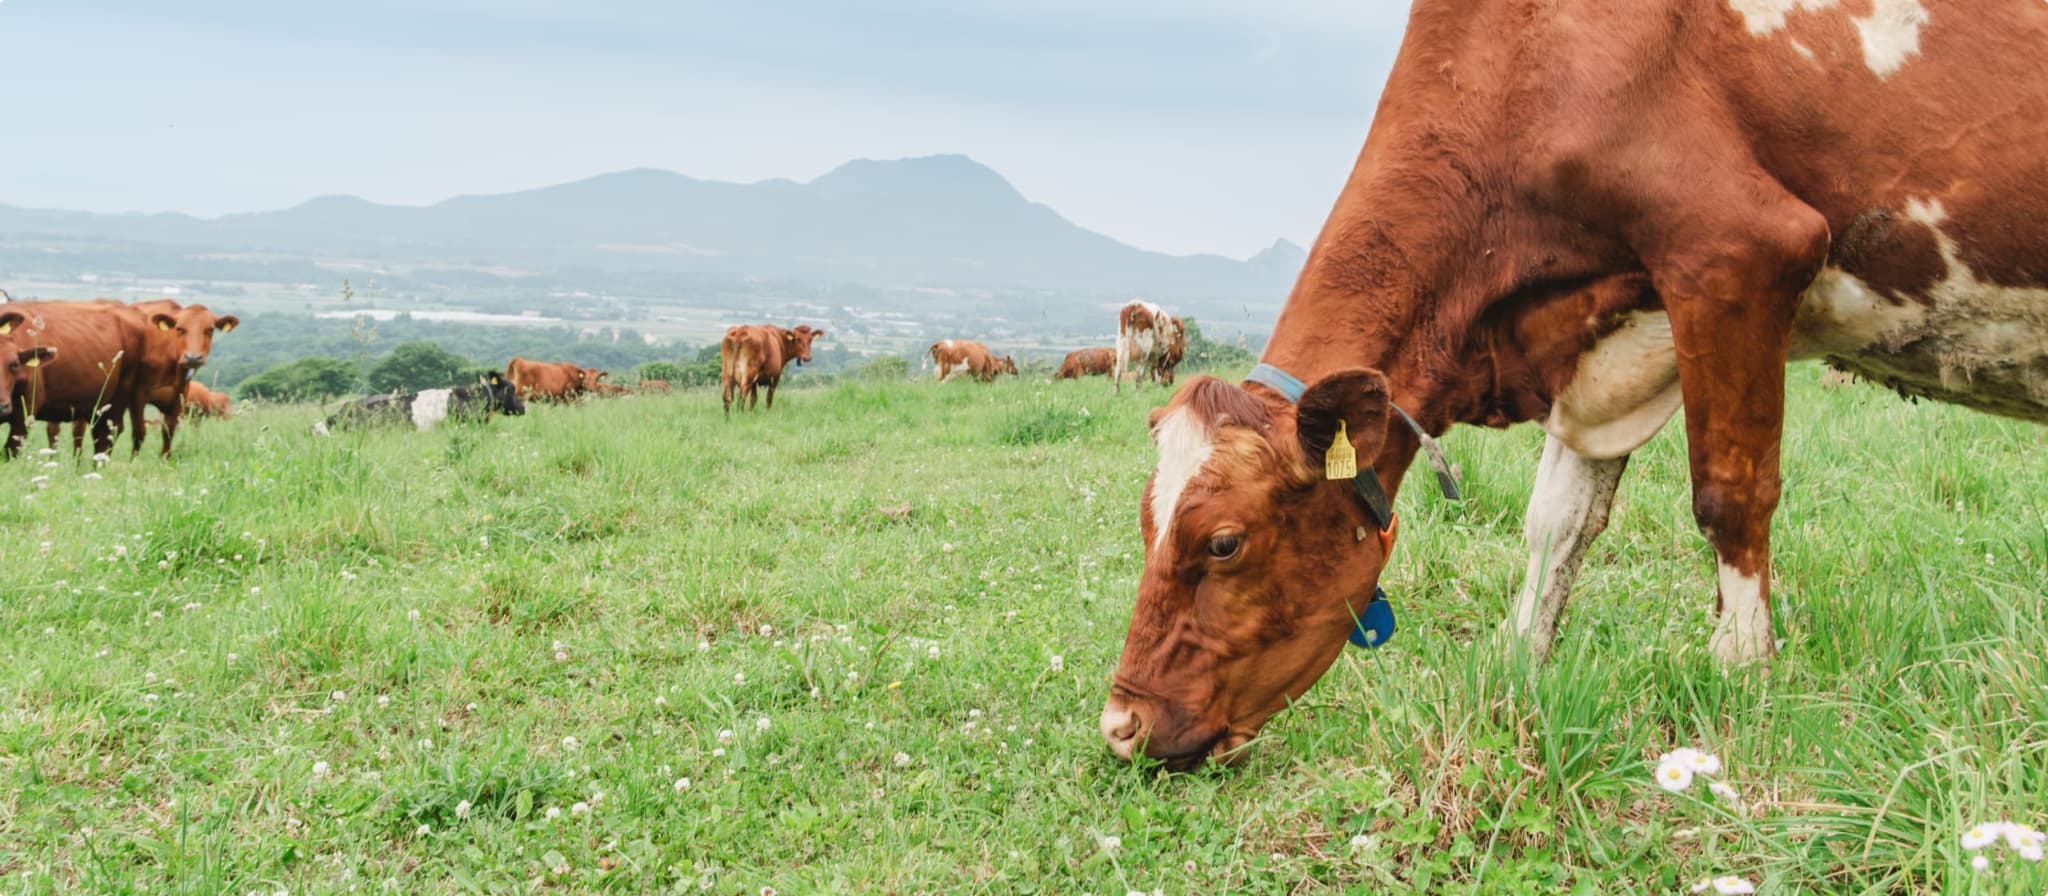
left=505, top=358, right=588, bottom=403
left=1113, top=300, right=1175, bottom=393
left=927, top=340, right=1015, bottom=384
left=721, top=324, right=823, bottom=414
left=313, top=373, right=526, bottom=435
left=636, top=380, right=671, bottom=394
left=1054, top=348, right=1116, bottom=381
left=1149, top=318, right=1187, bottom=386
left=592, top=382, right=630, bottom=397
left=184, top=381, right=232, bottom=420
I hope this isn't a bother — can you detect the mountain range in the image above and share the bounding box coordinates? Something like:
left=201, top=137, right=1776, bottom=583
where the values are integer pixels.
left=0, top=155, right=1308, bottom=299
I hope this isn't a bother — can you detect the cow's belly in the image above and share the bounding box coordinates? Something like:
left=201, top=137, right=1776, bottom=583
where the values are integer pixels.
left=1793, top=267, right=2048, bottom=423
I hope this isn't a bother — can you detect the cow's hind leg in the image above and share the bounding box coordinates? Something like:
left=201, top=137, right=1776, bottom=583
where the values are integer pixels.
left=1503, top=435, right=1630, bottom=663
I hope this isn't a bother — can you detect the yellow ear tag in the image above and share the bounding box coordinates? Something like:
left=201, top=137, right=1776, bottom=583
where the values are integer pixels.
left=219, top=323, right=235, bottom=333
left=0, top=322, right=12, bottom=334
left=24, top=355, right=40, bottom=368
left=1324, top=419, right=1357, bottom=481
left=157, top=320, right=174, bottom=331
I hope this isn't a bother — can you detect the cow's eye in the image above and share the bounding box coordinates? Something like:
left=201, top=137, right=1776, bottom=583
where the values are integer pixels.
left=1206, top=532, right=1243, bottom=560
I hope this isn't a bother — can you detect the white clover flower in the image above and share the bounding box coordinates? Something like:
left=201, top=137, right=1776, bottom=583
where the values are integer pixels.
left=1690, top=876, right=1755, bottom=895
left=893, top=752, right=911, bottom=767
left=544, top=806, right=561, bottom=821
left=1349, top=834, right=1371, bottom=849
left=941, top=542, right=954, bottom=553
left=312, top=760, right=332, bottom=778
left=697, top=640, right=711, bottom=652
left=1099, top=835, right=1121, bottom=854
left=758, top=624, right=773, bottom=637
left=82, top=472, right=101, bottom=481
left=673, top=777, right=691, bottom=792
left=330, top=690, right=347, bottom=703
left=1049, top=655, right=1064, bottom=673
left=733, top=672, right=746, bottom=684
left=1654, top=761, right=1695, bottom=793
left=562, top=736, right=580, bottom=750
left=718, top=729, right=735, bottom=744
left=711, top=747, right=727, bottom=758
left=554, top=650, right=569, bottom=662
left=415, top=824, right=430, bottom=836
left=927, top=645, right=941, bottom=659
left=406, top=609, right=421, bottom=622
left=1963, top=824, right=2004, bottom=850
left=340, top=570, right=357, bottom=582
left=37, top=447, right=56, bottom=456
left=455, top=800, right=472, bottom=819
left=755, top=717, right=770, bottom=732
left=571, top=802, right=590, bottom=816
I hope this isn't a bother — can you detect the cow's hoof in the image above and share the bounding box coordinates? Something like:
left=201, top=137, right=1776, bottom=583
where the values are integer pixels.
left=1707, top=619, right=1775, bottom=665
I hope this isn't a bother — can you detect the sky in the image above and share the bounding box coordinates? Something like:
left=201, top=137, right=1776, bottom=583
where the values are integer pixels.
left=0, top=1, right=1410, bottom=258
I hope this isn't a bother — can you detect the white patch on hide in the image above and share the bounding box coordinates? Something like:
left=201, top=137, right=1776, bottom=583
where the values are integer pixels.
left=1148, top=407, right=1214, bottom=550
left=1726, top=0, right=1927, bottom=78
left=411, top=389, right=452, bottom=431
left=1546, top=311, right=1682, bottom=459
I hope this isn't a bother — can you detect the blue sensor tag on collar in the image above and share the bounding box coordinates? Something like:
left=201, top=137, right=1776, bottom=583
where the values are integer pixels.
left=1349, top=587, right=1396, bottom=649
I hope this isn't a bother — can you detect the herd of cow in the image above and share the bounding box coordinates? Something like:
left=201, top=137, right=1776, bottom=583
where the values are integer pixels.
left=0, top=299, right=1189, bottom=459
left=915, top=300, right=1190, bottom=391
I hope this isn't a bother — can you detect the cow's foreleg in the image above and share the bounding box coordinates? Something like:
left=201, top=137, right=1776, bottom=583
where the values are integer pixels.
left=1646, top=190, right=1828, bottom=664
left=158, top=403, right=181, bottom=457
left=1503, top=435, right=1629, bottom=663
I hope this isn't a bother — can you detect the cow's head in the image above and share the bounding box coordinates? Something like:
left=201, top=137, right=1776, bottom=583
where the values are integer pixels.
left=583, top=367, right=608, bottom=388
left=147, top=305, right=239, bottom=370
left=785, top=326, right=824, bottom=364
left=0, top=312, right=56, bottom=410
left=1102, top=370, right=1399, bottom=770
left=484, top=372, right=527, bottom=416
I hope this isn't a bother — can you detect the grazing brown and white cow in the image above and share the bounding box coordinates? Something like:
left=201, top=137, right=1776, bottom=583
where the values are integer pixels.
left=1103, top=0, right=2048, bottom=768
left=184, top=381, right=232, bottom=420
left=720, top=324, right=823, bottom=414
left=505, top=358, right=588, bottom=403
left=1149, top=318, right=1187, bottom=387
left=927, top=339, right=1015, bottom=384
left=1053, top=347, right=1117, bottom=381
left=1112, top=300, right=1175, bottom=393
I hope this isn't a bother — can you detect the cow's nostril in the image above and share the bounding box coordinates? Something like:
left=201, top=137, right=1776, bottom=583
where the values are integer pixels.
left=1099, top=701, right=1144, bottom=760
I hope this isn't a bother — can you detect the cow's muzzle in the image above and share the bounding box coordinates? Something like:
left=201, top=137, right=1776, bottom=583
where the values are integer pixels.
left=181, top=353, right=206, bottom=369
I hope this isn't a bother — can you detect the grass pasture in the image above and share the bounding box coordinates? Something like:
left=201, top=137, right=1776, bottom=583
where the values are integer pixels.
left=0, top=367, right=2042, bottom=894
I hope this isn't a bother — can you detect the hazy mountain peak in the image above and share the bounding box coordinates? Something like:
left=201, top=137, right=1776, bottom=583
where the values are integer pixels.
left=811, top=154, right=1023, bottom=203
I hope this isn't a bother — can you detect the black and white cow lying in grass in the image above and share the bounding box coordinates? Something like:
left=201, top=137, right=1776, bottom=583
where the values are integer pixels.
left=313, top=373, right=526, bottom=435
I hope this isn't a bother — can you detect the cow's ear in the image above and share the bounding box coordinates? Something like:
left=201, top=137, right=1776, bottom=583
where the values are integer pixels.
left=215, top=316, right=239, bottom=333
left=19, top=346, right=55, bottom=368
left=812, top=330, right=826, bottom=340
left=0, top=311, right=21, bottom=335
left=486, top=372, right=504, bottom=386
left=1294, top=369, right=1392, bottom=475
left=151, top=313, right=177, bottom=331
left=783, top=331, right=797, bottom=344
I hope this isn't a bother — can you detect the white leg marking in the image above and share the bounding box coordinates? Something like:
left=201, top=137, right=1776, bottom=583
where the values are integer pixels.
left=1708, top=561, right=1774, bottom=663
left=411, top=389, right=452, bottom=431
left=1148, top=407, right=1214, bottom=550
left=1504, top=435, right=1628, bottom=661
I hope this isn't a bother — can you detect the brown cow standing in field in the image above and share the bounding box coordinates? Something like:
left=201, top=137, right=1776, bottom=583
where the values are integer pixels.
left=0, top=312, right=58, bottom=436
left=1053, top=347, right=1116, bottom=381
left=505, top=358, right=588, bottom=403
left=927, top=340, right=1015, bottom=384
left=8, top=300, right=236, bottom=458
left=721, top=325, right=823, bottom=414
left=1103, top=0, right=2048, bottom=769
left=1112, top=300, right=1174, bottom=393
